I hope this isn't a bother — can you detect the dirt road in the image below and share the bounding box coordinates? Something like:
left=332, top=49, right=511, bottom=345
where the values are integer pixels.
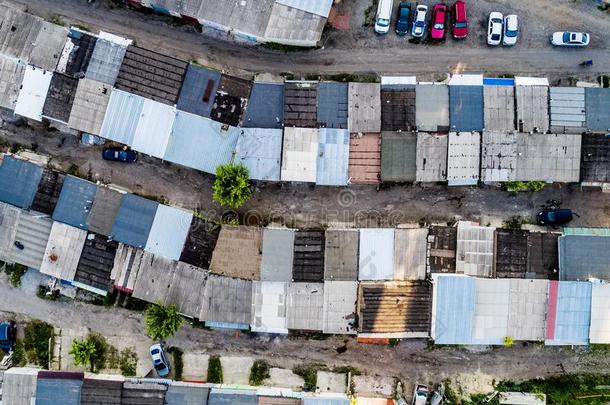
left=10, top=0, right=610, bottom=79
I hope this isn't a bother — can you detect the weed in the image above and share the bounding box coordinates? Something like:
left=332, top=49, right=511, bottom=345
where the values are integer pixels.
left=498, top=73, right=516, bottom=79
left=12, top=340, right=26, bottom=367
left=167, top=347, right=183, bottom=380
left=249, top=359, right=270, bottom=386
left=293, top=363, right=327, bottom=391
left=262, top=42, right=314, bottom=52
left=23, top=320, right=54, bottom=369
left=4, top=262, right=27, bottom=287
left=503, top=336, right=514, bottom=347
left=49, top=15, right=65, bottom=26
left=9, top=143, right=26, bottom=154
left=36, top=285, right=59, bottom=301
left=503, top=181, right=546, bottom=193
left=133, top=192, right=169, bottom=205
left=502, top=216, right=527, bottom=230
left=119, top=347, right=138, bottom=376
left=389, top=338, right=400, bottom=347
left=207, top=355, right=223, bottom=383
left=124, top=296, right=150, bottom=311
left=363, top=0, right=379, bottom=27
left=67, top=164, right=80, bottom=176
left=332, top=366, right=362, bottom=376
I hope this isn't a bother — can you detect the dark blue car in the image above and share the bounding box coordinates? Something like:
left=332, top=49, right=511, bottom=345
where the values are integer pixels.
left=536, top=208, right=573, bottom=226
left=102, top=147, right=138, bottom=163
left=0, top=321, right=16, bottom=352
left=395, top=2, right=412, bottom=35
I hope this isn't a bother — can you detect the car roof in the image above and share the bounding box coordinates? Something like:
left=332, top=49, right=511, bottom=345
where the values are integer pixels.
left=453, top=1, right=466, bottom=18
left=505, top=15, right=518, bottom=29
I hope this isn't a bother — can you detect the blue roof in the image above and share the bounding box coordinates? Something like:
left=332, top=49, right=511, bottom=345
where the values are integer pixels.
left=434, top=275, right=475, bottom=344
left=585, top=88, right=610, bottom=131
left=316, top=128, right=349, bottom=186
left=316, top=82, right=348, bottom=129
left=164, top=111, right=241, bottom=174
left=234, top=128, right=283, bottom=181
left=166, top=385, right=209, bottom=405
left=111, top=194, right=158, bottom=248
left=559, top=235, right=610, bottom=281
left=208, top=393, right=257, bottom=405
left=177, top=64, right=221, bottom=118
left=0, top=155, right=42, bottom=209
left=52, top=176, right=98, bottom=230
left=483, top=78, right=515, bottom=86
left=243, top=83, right=284, bottom=129
left=302, top=397, right=350, bottom=405
left=36, top=375, right=83, bottom=405
left=449, top=86, right=484, bottom=131
left=547, top=281, right=591, bottom=345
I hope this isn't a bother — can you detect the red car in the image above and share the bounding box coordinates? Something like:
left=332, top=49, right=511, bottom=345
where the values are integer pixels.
left=431, top=3, right=447, bottom=40
left=451, top=0, right=468, bottom=39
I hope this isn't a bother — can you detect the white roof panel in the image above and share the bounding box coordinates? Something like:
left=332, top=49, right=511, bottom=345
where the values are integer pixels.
left=286, top=282, right=324, bottom=331
left=323, top=281, right=357, bottom=334
left=590, top=282, right=610, bottom=344
left=132, top=99, right=176, bottom=158
left=507, top=279, right=549, bottom=341
left=456, top=221, right=495, bottom=277
left=280, top=127, right=318, bottom=183
left=14, top=65, right=52, bottom=121
left=358, top=228, right=395, bottom=281
left=145, top=204, right=192, bottom=260
left=251, top=281, right=289, bottom=334
left=381, top=76, right=417, bottom=86
left=472, top=278, right=510, bottom=344
left=515, top=77, right=550, bottom=86
left=40, top=222, right=87, bottom=281
left=448, top=74, right=483, bottom=86
left=447, top=132, right=481, bottom=186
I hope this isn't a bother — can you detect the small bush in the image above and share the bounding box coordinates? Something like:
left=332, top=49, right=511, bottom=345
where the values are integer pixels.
left=212, top=163, right=252, bottom=209
left=23, top=320, right=54, bottom=368
left=249, top=360, right=270, bottom=386
left=293, top=363, right=327, bottom=391
left=503, top=336, right=514, bottom=347
left=332, top=366, right=362, bottom=376
left=119, top=348, right=138, bottom=376
left=363, top=0, right=379, bottom=27
left=36, top=285, right=59, bottom=301
left=503, top=181, right=546, bottom=193
left=167, top=347, right=183, bottom=381
left=69, top=333, right=108, bottom=372
left=207, top=355, right=223, bottom=383
left=4, top=263, right=27, bottom=287
left=502, top=216, right=525, bottom=230
left=67, top=164, right=80, bottom=176
left=11, top=340, right=26, bottom=367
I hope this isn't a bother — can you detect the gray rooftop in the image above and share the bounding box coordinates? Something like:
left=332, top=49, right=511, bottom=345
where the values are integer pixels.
left=585, top=88, right=610, bottom=132
left=416, top=84, right=449, bottom=132
left=200, top=274, right=253, bottom=325
left=580, top=133, right=610, bottom=185
left=549, top=87, right=586, bottom=133
left=36, top=372, right=83, bottom=405
left=176, top=64, right=221, bottom=119
left=110, top=194, right=158, bottom=248
left=515, top=133, right=581, bottom=183
left=166, top=385, right=210, bottom=405
left=380, top=132, right=417, bottom=182
left=68, top=78, right=112, bottom=136
left=0, top=155, right=43, bottom=209
left=0, top=368, right=37, bottom=405
left=483, top=85, right=515, bottom=131
left=197, top=0, right=274, bottom=39
left=209, top=226, right=262, bottom=280
left=324, top=229, right=359, bottom=281
left=316, top=82, right=348, bottom=129
left=264, top=2, right=326, bottom=47
left=348, top=82, right=381, bottom=133
left=243, top=82, right=284, bottom=128
left=559, top=235, right=610, bottom=281
left=481, top=131, right=517, bottom=182
left=8, top=210, right=53, bottom=270
left=449, top=85, right=484, bottom=132
left=394, top=228, right=427, bottom=280
left=52, top=175, right=97, bottom=230
left=74, top=233, right=118, bottom=294
left=381, top=88, right=416, bottom=131
left=85, top=38, right=127, bottom=86
left=447, top=132, right=481, bottom=186
left=0, top=202, right=19, bottom=263
left=261, top=228, right=295, bottom=282
left=0, top=56, right=25, bottom=110
left=86, top=187, right=122, bottom=236
left=516, top=85, right=549, bottom=133
left=286, top=282, right=324, bottom=331
left=415, top=133, right=447, bottom=182
left=42, top=73, right=79, bottom=123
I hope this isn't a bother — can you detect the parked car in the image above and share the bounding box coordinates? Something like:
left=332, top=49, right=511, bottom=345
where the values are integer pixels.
left=412, top=384, right=429, bottom=405
left=412, top=5, right=428, bottom=37
left=374, top=0, right=394, bottom=34
left=536, top=208, right=573, bottom=226
left=102, top=147, right=138, bottom=163
left=430, top=3, right=447, bottom=40
left=395, top=2, right=412, bottom=35
left=487, top=12, right=503, bottom=46
left=0, top=321, right=16, bottom=352
left=551, top=31, right=589, bottom=47
left=149, top=344, right=170, bottom=377
left=503, top=14, right=519, bottom=46
left=450, top=0, right=468, bottom=39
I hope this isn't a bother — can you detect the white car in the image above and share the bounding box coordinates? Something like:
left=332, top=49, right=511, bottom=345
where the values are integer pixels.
left=551, top=31, right=590, bottom=47
left=487, top=12, right=503, bottom=46
left=412, top=5, right=428, bottom=37
left=149, top=344, right=170, bottom=378
left=412, top=384, right=429, bottom=405
left=503, top=14, right=518, bottom=46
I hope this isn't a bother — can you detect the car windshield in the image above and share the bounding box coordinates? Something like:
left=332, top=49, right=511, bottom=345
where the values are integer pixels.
left=491, top=34, right=500, bottom=41
left=455, top=22, right=467, bottom=28
left=505, top=29, right=517, bottom=37
left=492, top=18, right=501, bottom=24
left=377, top=18, right=389, bottom=27
left=582, top=33, right=588, bottom=42
left=415, top=21, right=424, bottom=27
left=434, top=23, right=443, bottom=29
left=151, top=348, right=160, bottom=355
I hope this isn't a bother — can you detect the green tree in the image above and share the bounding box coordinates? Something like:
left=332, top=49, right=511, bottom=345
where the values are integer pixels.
left=70, top=338, right=97, bottom=372
left=212, top=163, right=252, bottom=209
left=145, top=303, right=183, bottom=341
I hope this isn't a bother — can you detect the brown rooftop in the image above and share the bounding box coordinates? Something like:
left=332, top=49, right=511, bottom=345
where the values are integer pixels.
left=348, top=133, right=381, bottom=184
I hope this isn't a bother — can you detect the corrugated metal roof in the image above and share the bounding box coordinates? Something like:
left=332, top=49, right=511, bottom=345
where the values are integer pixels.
left=281, top=127, right=319, bottom=183
left=87, top=187, right=122, bottom=236
left=197, top=0, right=274, bottom=39
left=39, top=222, right=87, bottom=281
left=380, top=132, right=417, bottom=182
left=515, top=133, right=581, bottom=183
left=447, top=132, right=480, bottom=186
left=516, top=86, right=549, bottom=133
left=514, top=77, right=549, bottom=86
left=85, top=38, right=127, bottom=86
left=393, top=228, right=427, bottom=280
left=200, top=274, right=253, bottom=325
left=251, top=281, right=289, bottom=334
left=483, top=85, right=515, bottom=132
left=316, top=82, right=348, bottom=129
left=427, top=226, right=457, bottom=273
left=494, top=229, right=529, bottom=278
left=348, top=83, right=381, bottom=133
left=275, top=0, right=333, bottom=17
left=179, top=217, right=220, bottom=269
left=585, top=88, right=610, bottom=131
left=381, top=88, right=416, bottom=132
left=448, top=74, right=483, bottom=86
left=132, top=99, right=175, bottom=158
left=549, top=87, right=586, bottom=131
left=432, top=275, right=475, bottom=344
left=456, top=222, right=494, bottom=277
left=348, top=133, right=381, bottom=184
left=121, top=381, right=166, bottom=405
left=79, top=376, right=123, bottom=405
left=563, top=227, right=610, bottom=237
left=209, top=226, right=262, bottom=280
left=14, top=65, right=52, bottom=121
left=264, top=3, right=326, bottom=47
left=210, top=74, right=252, bottom=127
left=480, top=131, right=517, bottom=182
left=302, top=397, right=350, bottom=405
left=590, top=282, right=610, bottom=344
left=208, top=392, right=258, bottom=405
left=1, top=368, right=38, bottom=405
left=52, top=175, right=97, bottom=230
left=415, top=84, right=449, bottom=132
left=41, top=72, right=78, bottom=123
left=235, top=128, right=283, bottom=181
left=527, top=232, right=560, bottom=280
left=545, top=281, right=591, bottom=345
left=8, top=210, right=53, bottom=270
left=317, top=128, right=349, bottom=186
left=559, top=235, right=610, bottom=281
left=164, top=111, right=241, bottom=174
left=177, top=64, right=221, bottom=119
left=283, top=81, right=318, bottom=128
left=244, top=82, right=284, bottom=128
left=36, top=374, right=83, bottom=405
left=30, top=168, right=64, bottom=216
left=68, top=78, right=112, bottom=135
left=322, top=280, right=357, bottom=334
left=0, top=202, right=19, bottom=262
left=99, top=89, right=145, bottom=145
left=507, top=279, right=549, bottom=341
left=110, top=193, right=159, bottom=248
left=292, top=230, right=325, bottom=282
left=145, top=204, right=192, bottom=260
left=580, top=133, right=610, bottom=185
left=472, top=278, right=510, bottom=345
left=449, top=85, right=484, bottom=132
left=0, top=155, right=43, bottom=209
left=415, top=133, right=447, bottom=182
left=0, top=57, right=25, bottom=110
left=286, top=282, right=324, bottom=331
left=261, top=228, right=295, bottom=282
left=166, top=385, right=210, bottom=405
left=324, top=229, right=359, bottom=281
left=111, top=243, right=144, bottom=292
left=358, top=228, right=395, bottom=281
left=74, top=233, right=118, bottom=294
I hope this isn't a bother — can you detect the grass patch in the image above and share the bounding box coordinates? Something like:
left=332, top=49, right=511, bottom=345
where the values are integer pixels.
left=293, top=363, right=327, bottom=391
left=502, top=215, right=528, bottom=230
left=167, top=347, right=183, bottom=381
left=36, top=285, right=59, bottom=301
left=249, top=359, right=270, bottom=386
left=133, top=192, right=169, bottom=205
left=498, top=73, right=516, bottom=79
left=363, top=0, right=379, bottom=27
left=23, top=320, right=54, bottom=369
left=119, top=347, right=138, bottom=376
left=502, top=181, right=546, bottom=193
left=332, top=366, right=362, bottom=376
left=207, top=355, right=223, bottom=383
left=9, top=143, right=27, bottom=154
left=262, top=42, right=314, bottom=52
left=2, top=262, right=27, bottom=287
left=49, top=15, right=65, bottom=26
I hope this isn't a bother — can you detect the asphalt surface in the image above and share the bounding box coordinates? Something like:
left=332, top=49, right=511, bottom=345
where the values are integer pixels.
left=10, top=0, right=610, bottom=78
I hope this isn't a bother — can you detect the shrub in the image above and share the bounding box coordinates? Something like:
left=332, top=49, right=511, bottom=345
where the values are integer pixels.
left=23, top=320, right=54, bottom=368
left=212, top=163, right=252, bottom=209
left=503, top=336, right=514, bottom=347
left=145, top=303, right=183, bottom=341
left=503, top=181, right=546, bottom=193
left=167, top=347, right=183, bottom=381
left=249, top=360, right=270, bottom=386
left=293, top=363, right=327, bottom=392
left=119, top=348, right=138, bottom=376
left=502, top=216, right=525, bottom=230
left=69, top=333, right=108, bottom=372
left=207, top=355, right=223, bottom=383
left=4, top=263, right=27, bottom=287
